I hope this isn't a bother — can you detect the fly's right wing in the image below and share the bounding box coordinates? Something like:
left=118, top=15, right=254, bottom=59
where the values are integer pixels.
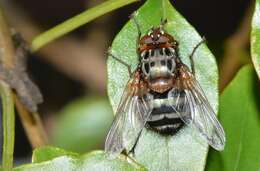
left=105, top=71, right=152, bottom=157
left=168, top=66, right=225, bottom=151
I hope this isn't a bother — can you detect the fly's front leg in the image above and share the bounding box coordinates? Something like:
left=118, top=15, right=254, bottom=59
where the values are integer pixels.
left=189, top=37, right=206, bottom=75
left=130, top=12, right=141, bottom=57
left=107, top=48, right=132, bottom=76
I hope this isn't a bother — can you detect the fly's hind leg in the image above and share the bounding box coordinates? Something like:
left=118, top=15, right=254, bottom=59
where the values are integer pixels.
left=107, top=48, right=132, bottom=76
left=189, top=37, right=206, bottom=75
left=127, top=129, right=143, bottom=157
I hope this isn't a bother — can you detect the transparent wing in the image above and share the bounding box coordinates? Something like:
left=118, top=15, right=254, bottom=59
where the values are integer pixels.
left=105, top=75, right=152, bottom=157
left=169, top=75, right=225, bottom=151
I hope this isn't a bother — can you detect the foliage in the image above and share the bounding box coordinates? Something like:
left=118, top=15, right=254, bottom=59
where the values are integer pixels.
left=251, top=0, right=260, bottom=78
left=1, top=0, right=260, bottom=170
left=31, top=0, right=140, bottom=52
left=107, top=0, right=218, bottom=170
left=14, top=147, right=147, bottom=171
left=207, top=65, right=260, bottom=171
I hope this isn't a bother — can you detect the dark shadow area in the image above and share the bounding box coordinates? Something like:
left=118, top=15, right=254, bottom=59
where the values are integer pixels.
left=252, top=69, right=260, bottom=119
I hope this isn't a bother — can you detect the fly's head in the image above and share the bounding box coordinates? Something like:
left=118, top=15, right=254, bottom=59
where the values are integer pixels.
left=138, top=27, right=178, bottom=53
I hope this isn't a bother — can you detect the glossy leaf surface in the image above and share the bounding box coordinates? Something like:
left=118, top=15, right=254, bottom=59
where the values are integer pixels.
left=207, top=65, right=260, bottom=171
left=15, top=147, right=147, bottom=171
left=251, top=0, right=260, bottom=78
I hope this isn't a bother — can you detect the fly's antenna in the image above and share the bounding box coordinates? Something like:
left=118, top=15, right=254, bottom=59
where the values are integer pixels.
left=160, top=18, right=167, bottom=30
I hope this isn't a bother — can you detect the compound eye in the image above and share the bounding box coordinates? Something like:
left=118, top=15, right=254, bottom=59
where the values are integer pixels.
left=144, top=37, right=154, bottom=44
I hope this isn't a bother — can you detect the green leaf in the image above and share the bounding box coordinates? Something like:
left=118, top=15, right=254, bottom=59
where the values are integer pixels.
left=251, top=0, right=260, bottom=79
left=107, top=0, right=218, bottom=170
left=52, top=97, right=113, bottom=153
left=15, top=147, right=147, bottom=171
left=206, top=65, right=260, bottom=171
left=32, top=146, right=79, bottom=163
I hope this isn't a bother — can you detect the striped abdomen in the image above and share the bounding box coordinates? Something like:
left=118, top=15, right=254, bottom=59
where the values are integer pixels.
left=146, top=91, right=189, bottom=135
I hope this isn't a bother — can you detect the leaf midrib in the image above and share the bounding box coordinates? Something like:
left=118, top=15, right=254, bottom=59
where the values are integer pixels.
left=232, top=86, right=249, bottom=171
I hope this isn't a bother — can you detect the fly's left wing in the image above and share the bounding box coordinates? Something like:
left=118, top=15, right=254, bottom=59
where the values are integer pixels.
left=169, top=65, right=225, bottom=151
left=105, top=70, right=152, bottom=157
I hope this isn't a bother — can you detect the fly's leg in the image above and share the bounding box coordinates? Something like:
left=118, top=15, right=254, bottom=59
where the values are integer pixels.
left=107, top=48, right=132, bottom=76
left=130, top=12, right=141, bottom=57
left=189, top=37, right=206, bottom=75
left=127, top=129, right=143, bottom=157
left=108, top=12, right=139, bottom=76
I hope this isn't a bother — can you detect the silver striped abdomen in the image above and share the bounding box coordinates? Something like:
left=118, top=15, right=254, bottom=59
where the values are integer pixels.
left=146, top=91, right=189, bottom=135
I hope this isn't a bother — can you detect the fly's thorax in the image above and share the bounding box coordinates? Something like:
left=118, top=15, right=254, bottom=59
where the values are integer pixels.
left=140, top=47, right=177, bottom=93
left=141, top=47, right=176, bottom=79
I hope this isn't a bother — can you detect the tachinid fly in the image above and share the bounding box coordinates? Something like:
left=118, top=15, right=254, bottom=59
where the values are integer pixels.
left=105, top=15, right=225, bottom=157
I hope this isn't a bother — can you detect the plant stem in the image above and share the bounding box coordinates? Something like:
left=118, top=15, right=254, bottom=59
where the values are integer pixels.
left=31, top=0, right=140, bottom=52
left=14, top=95, right=48, bottom=148
left=0, top=9, right=15, bottom=69
left=0, top=6, right=48, bottom=149
left=0, top=81, right=15, bottom=171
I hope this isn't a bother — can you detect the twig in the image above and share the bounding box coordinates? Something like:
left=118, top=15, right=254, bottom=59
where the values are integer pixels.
left=31, top=0, right=140, bottom=52
left=1, top=2, right=107, bottom=93
left=0, top=9, right=15, bottom=69
left=0, top=7, right=48, bottom=148
left=14, top=94, right=48, bottom=148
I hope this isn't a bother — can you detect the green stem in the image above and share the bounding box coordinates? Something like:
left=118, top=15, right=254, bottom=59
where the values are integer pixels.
left=31, top=0, right=140, bottom=52
left=0, top=81, right=15, bottom=171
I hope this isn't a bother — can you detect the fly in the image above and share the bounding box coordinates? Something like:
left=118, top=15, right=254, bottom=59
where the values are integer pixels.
left=105, top=15, right=225, bottom=157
